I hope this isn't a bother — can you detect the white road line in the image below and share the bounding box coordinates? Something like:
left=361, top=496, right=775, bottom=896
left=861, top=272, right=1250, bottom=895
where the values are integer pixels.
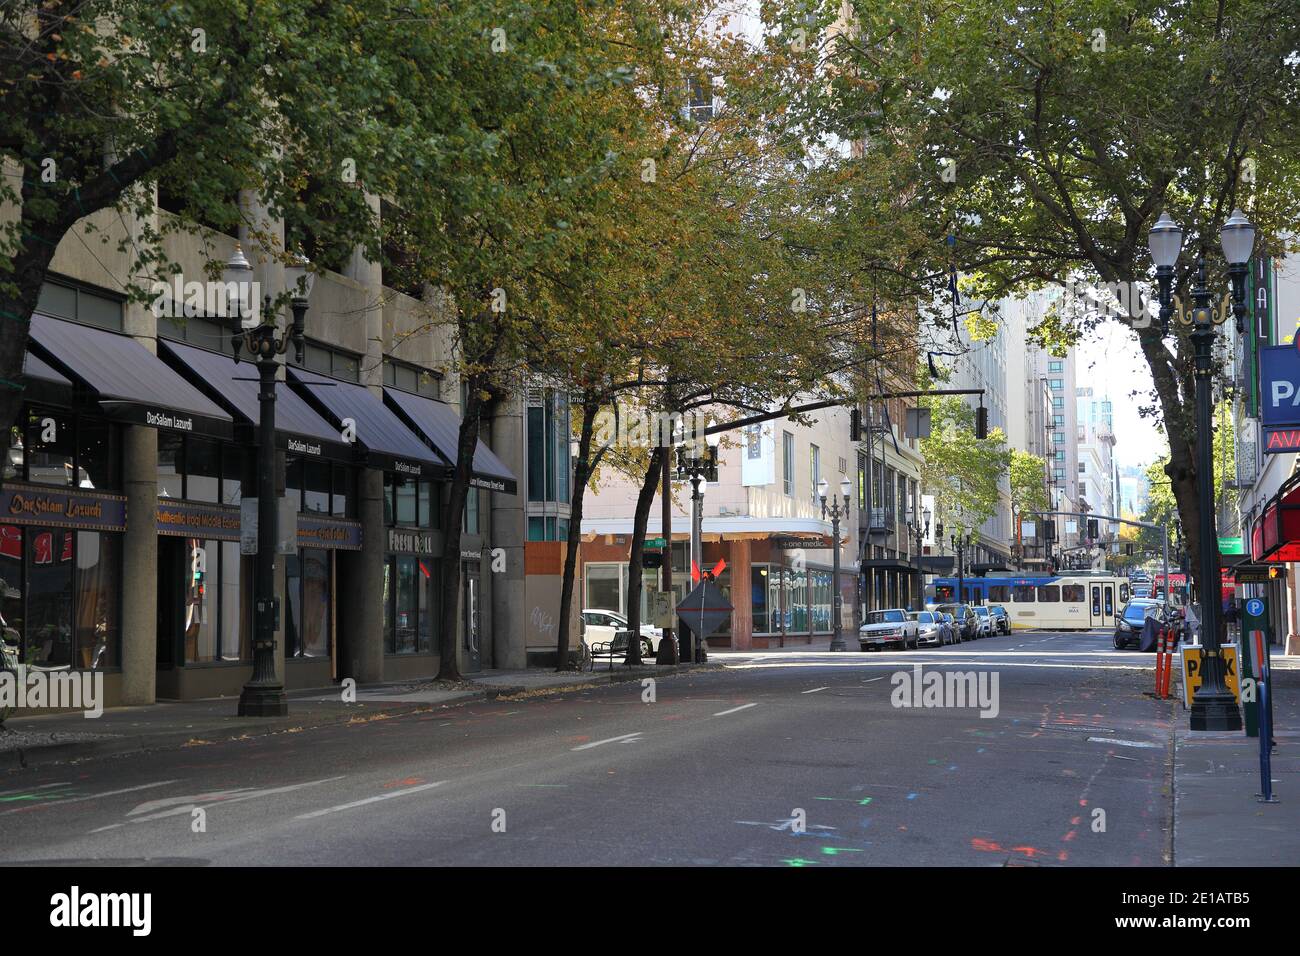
left=1, top=779, right=180, bottom=816
left=1087, top=737, right=1161, bottom=749
left=571, top=732, right=642, bottom=751
left=295, top=781, right=446, bottom=820
left=0, top=782, right=70, bottom=797
left=713, top=702, right=759, bottom=717
left=802, top=687, right=829, bottom=694
left=862, top=676, right=886, bottom=683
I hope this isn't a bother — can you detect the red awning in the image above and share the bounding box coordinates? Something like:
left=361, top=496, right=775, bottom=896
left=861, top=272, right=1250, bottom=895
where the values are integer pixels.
left=1251, top=471, right=1300, bottom=562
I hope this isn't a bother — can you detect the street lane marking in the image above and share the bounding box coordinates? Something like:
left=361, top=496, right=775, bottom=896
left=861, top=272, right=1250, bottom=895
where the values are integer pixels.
left=862, top=676, right=886, bottom=683
left=295, top=781, right=446, bottom=819
left=802, top=687, right=829, bottom=694
left=571, top=732, right=642, bottom=751
left=1, top=780, right=180, bottom=816
left=713, top=703, right=758, bottom=717
left=0, top=782, right=70, bottom=798
left=1087, top=737, right=1161, bottom=749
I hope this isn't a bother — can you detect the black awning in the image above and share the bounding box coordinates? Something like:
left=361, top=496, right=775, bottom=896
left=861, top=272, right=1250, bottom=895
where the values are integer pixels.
left=23, top=350, right=71, bottom=386
left=861, top=557, right=916, bottom=573
left=160, top=340, right=354, bottom=462
left=383, top=387, right=518, bottom=495
left=917, top=555, right=955, bottom=574
left=287, top=367, right=444, bottom=478
left=28, top=313, right=232, bottom=437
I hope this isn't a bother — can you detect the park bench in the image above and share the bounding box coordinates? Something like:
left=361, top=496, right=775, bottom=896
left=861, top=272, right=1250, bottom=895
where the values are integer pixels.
left=587, top=631, right=638, bottom=671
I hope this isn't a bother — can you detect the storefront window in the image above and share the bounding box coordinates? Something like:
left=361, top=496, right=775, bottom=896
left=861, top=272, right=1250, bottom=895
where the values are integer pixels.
left=393, top=555, right=418, bottom=653
left=158, top=434, right=184, bottom=498
left=287, top=548, right=331, bottom=658
left=179, top=537, right=246, bottom=663
left=303, top=460, right=331, bottom=513
left=585, top=564, right=621, bottom=613
left=751, top=565, right=770, bottom=634
left=417, top=557, right=434, bottom=653
left=26, top=528, right=74, bottom=667
left=396, top=480, right=417, bottom=526
left=417, top=481, right=433, bottom=528
left=77, top=418, right=118, bottom=491
left=0, top=527, right=122, bottom=670
left=331, top=465, right=352, bottom=517
left=222, top=445, right=245, bottom=505
left=25, top=408, right=74, bottom=486
left=788, top=569, right=808, bottom=633
left=185, top=438, right=221, bottom=503
left=75, top=531, right=120, bottom=668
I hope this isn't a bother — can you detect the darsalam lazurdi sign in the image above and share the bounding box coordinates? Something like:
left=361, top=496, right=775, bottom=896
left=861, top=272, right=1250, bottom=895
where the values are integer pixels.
left=0, top=483, right=127, bottom=532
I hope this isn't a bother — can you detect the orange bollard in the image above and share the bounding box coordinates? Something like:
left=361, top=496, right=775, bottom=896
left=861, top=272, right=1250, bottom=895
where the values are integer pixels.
left=1155, top=626, right=1169, bottom=699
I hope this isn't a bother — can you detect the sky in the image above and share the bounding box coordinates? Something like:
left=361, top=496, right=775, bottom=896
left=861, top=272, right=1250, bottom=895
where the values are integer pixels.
left=1075, top=320, right=1165, bottom=471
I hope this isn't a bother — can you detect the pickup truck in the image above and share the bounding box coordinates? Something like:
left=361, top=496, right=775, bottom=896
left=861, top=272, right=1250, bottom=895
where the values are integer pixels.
left=858, top=608, right=918, bottom=650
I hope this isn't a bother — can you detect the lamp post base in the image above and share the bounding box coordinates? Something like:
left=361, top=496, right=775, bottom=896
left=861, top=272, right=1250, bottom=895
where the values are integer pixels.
left=828, top=636, right=848, bottom=652
left=1189, top=691, right=1242, bottom=732
left=238, top=684, right=288, bottom=717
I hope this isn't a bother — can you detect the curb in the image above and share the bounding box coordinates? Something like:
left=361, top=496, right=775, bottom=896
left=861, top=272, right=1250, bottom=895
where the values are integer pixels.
left=1, top=661, right=721, bottom=771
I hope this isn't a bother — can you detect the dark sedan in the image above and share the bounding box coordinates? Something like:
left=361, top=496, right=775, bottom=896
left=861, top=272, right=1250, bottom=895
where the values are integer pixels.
left=935, top=603, right=978, bottom=641
left=1114, top=600, right=1166, bottom=650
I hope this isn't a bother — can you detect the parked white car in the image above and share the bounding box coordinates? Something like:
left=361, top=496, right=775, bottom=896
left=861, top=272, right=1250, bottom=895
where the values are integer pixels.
left=580, top=609, right=662, bottom=656
left=859, top=608, right=918, bottom=650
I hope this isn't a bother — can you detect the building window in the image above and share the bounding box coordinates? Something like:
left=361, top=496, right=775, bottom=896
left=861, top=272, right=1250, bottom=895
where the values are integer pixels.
left=1053, top=414, right=1064, bottom=426
left=383, top=358, right=441, bottom=399
left=1053, top=468, right=1065, bottom=480
left=14, top=407, right=121, bottom=491
left=384, top=474, right=439, bottom=528
left=783, top=432, right=794, bottom=496
left=1078, top=462, right=1087, bottom=473
left=527, top=390, right=570, bottom=504
left=291, top=341, right=361, bottom=382
left=1053, top=431, right=1065, bottom=443
left=1055, top=450, right=1065, bottom=461
left=156, top=435, right=246, bottom=503
left=464, top=487, right=480, bottom=534
left=686, top=75, right=713, bottom=121
left=857, top=454, right=867, bottom=511
left=1050, top=379, right=1063, bottom=389
left=810, top=444, right=820, bottom=502
left=1049, top=361, right=1063, bottom=372
left=36, top=279, right=124, bottom=331
left=1052, top=396, right=1064, bottom=408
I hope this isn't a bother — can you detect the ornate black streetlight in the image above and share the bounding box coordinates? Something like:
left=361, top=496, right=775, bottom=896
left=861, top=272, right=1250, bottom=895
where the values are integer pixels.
left=1148, top=209, right=1252, bottom=732
left=224, top=245, right=313, bottom=717
left=950, top=531, right=972, bottom=608
left=906, top=500, right=931, bottom=608
left=819, top=476, right=853, bottom=651
left=674, top=428, right=719, bottom=662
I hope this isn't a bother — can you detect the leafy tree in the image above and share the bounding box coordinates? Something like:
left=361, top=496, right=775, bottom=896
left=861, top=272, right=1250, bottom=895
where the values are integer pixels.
left=919, top=396, right=1010, bottom=541
left=0, top=0, right=407, bottom=465
left=816, top=0, right=1300, bottom=604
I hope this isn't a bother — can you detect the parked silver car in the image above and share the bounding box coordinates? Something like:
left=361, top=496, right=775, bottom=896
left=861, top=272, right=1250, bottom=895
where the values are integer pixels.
left=859, top=608, right=918, bottom=650
left=909, top=610, right=949, bottom=647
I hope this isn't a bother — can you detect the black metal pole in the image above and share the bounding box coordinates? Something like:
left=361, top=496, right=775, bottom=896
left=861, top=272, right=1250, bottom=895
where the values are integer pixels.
left=1187, top=257, right=1241, bottom=731
left=239, top=333, right=288, bottom=716
left=829, top=503, right=846, bottom=651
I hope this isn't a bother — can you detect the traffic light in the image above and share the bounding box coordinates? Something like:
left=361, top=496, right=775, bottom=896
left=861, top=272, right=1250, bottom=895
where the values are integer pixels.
left=643, top=552, right=664, bottom=570
left=975, top=405, right=988, bottom=439
left=850, top=407, right=862, bottom=441
left=1043, top=520, right=1055, bottom=542
left=1087, top=518, right=1099, bottom=540
left=1125, top=543, right=1134, bottom=556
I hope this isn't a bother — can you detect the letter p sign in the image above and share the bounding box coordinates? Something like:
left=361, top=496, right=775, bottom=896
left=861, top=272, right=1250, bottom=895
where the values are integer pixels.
left=1272, top=380, right=1296, bottom=408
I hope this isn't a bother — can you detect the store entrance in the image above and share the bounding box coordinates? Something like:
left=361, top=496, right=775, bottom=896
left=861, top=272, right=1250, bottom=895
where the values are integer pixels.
left=156, top=535, right=186, bottom=667
left=463, top=560, right=481, bottom=673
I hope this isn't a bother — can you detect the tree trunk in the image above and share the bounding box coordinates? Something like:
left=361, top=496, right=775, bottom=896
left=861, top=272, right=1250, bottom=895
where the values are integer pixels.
left=437, top=365, right=493, bottom=682
left=555, top=394, right=600, bottom=671
left=624, top=446, right=665, bottom=666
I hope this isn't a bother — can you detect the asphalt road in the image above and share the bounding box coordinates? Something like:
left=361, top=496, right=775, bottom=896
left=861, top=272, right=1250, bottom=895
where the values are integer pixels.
left=0, top=629, right=1177, bottom=866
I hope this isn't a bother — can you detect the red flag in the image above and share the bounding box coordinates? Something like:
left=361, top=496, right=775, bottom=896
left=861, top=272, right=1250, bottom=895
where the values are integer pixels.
left=691, top=560, right=701, bottom=583
left=711, top=558, right=727, bottom=579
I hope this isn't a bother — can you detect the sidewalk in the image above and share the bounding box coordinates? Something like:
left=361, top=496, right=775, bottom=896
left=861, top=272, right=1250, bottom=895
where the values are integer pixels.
left=0, top=660, right=717, bottom=770
left=1172, top=666, right=1300, bottom=865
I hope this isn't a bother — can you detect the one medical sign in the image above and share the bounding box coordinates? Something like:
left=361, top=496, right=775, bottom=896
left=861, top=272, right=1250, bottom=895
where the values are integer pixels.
left=1257, top=345, right=1300, bottom=452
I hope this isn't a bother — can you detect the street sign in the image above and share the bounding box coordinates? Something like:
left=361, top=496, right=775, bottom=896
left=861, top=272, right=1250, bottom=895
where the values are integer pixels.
left=1181, top=644, right=1240, bottom=708
left=675, top=578, right=733, bottom=638
left=643, top=537, right=667, bottom=549
left=1240, top=596, right=1270, bottom=738
left=1218, top=536, right=1244, bottom=555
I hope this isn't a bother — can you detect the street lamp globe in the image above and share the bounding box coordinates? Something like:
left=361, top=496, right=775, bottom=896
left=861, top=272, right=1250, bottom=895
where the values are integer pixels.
left=817, top=477, right=829, bottom=501
left=839, top=476, right=852, bottom=500
left=1220, top=208, right=1256, bottom=266
left=223, top=243, right=254, bottom=326
left=1147, top=211, right=1183, bottom=268
left=285, top=250, right=315, bottom=301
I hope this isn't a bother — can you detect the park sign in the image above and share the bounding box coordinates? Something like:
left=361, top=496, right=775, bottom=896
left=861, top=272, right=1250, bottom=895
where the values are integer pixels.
left=1258, top=345, right=1300, bottom=451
